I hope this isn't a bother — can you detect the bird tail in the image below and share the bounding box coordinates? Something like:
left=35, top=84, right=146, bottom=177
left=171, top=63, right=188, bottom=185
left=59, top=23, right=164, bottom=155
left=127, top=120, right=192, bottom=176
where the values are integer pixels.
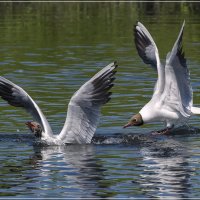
left=191, top=107, right=200, bottom=115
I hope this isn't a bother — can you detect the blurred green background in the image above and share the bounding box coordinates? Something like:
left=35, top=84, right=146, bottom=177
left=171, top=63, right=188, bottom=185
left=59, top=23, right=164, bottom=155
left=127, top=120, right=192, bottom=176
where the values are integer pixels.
left=0, top=2, right=199, bottom=134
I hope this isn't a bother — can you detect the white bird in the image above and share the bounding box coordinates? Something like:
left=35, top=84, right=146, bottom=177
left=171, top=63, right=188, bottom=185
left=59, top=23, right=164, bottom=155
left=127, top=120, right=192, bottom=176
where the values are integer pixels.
left=0, top=62, right=117, bottom=144
left=124, top=21, right=200, bottom=134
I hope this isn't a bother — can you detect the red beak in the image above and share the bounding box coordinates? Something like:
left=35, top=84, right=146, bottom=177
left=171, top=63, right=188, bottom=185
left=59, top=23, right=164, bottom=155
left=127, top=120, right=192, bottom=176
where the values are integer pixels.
left=25, top=121, right=30, bottom=126
left=25, top=121, right=35, bottom=128
left=123, top=122, right=132, bottom=128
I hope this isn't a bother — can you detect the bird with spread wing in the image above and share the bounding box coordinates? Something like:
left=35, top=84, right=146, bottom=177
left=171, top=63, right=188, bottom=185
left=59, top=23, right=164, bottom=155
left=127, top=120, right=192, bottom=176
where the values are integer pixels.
left=124, top=21, right=200, bottom=134
left=0, top=62, right=117, bottom=144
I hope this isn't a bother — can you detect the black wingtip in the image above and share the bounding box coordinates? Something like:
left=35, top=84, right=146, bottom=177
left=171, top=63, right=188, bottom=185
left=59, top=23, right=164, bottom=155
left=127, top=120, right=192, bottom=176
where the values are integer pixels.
left=90, top=61, right=118, bottom=106
left=106, top=97, right=111, bottom=104
left=135, top=21, right=139, bottom=27
left=110, top=77, right=116, bottom=83
left=105, top=92, right=112, bottom=103
left=133, top=22, right=138, bottom=38
left=175, top=21, right=187, bottom=67
left=112, top=61, right=118, bottom=79
left=113, top=61, right=118, bottom=69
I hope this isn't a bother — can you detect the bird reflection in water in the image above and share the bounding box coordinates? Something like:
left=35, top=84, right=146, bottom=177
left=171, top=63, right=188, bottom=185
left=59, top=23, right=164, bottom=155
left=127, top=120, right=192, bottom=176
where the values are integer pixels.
left=138, top=138, right=192, bottom=199
left=31, top=144, right=106, bottom=197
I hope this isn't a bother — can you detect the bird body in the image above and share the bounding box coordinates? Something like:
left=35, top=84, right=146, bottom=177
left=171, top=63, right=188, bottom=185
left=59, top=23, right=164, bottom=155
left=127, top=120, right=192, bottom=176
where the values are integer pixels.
left=0, top=62, right=117, bottom=144
left=124, top=21, right=200, bottom=133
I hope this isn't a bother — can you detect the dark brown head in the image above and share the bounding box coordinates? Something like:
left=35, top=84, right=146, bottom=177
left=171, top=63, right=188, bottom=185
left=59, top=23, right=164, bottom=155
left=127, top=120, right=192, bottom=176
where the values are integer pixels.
left=25, top=121, right=42, bottom=138
left=123, top=113, right=144, bottom=128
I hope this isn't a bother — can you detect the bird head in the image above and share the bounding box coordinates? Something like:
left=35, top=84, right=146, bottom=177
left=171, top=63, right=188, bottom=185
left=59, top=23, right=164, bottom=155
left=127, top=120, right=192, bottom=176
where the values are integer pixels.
left=123, top=113, right=144, bottom=128
left=25, top=121, right=42, bottom=138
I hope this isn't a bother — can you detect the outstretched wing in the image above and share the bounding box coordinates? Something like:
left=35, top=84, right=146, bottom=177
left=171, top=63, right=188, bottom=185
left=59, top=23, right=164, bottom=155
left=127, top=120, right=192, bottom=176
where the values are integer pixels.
left=57, top=62, right=117, bottom=144
left=0, top=77, right=53, bottom=137
left=135, top=22, right=158, bottom=69
left=162, top=21, right=192, bottom=117
left=134, top=21, right=165, bottom=95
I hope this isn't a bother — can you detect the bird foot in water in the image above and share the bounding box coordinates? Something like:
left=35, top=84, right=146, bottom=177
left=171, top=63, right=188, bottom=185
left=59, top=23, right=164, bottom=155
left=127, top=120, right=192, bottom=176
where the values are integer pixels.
left=151, top=127, right=173, bottom=135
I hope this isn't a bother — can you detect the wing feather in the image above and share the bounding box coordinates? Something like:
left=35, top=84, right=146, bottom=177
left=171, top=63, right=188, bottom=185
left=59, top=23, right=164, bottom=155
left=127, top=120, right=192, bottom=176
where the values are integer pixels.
left=134, top=22, right=158, bottom=69
left=0, top=76, right=53, bottom=137
left=162, top=21, right=192, bottom=117
left=57, top=62, right=118, bottom=144
left=134, top=21, right=165, bottom=96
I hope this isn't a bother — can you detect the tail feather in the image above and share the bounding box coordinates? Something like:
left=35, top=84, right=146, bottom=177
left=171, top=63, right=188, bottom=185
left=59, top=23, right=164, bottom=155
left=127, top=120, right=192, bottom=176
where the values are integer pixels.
left=191, top=107, right=200, bottom=115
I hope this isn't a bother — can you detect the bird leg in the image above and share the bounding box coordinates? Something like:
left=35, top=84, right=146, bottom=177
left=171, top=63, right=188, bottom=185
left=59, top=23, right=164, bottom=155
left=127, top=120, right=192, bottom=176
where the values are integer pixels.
left=151, top=125, right=174, bottom=135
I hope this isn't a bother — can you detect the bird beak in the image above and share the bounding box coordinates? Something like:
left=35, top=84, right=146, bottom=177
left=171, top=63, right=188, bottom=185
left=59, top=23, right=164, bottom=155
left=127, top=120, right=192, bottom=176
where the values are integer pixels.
left=25, top=121, right=36, bottom=129
left=123, top=117, right=137, bottom=128
left=25, top=121, right=31, bottom=127
left=123, top=121, right=134, bottom=128
left=123, top=113, right=143, bottom=128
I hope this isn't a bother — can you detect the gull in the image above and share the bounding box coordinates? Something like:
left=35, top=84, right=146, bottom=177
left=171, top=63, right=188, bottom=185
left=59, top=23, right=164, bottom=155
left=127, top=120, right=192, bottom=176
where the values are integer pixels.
left=124, top=21, right=200, bottom=134
left=0, top=62, right=117, bottom=144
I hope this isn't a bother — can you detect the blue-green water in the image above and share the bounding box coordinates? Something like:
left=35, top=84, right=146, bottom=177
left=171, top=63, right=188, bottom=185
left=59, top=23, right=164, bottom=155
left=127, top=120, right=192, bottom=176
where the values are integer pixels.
left=1, top=2, right=200, bottom=198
